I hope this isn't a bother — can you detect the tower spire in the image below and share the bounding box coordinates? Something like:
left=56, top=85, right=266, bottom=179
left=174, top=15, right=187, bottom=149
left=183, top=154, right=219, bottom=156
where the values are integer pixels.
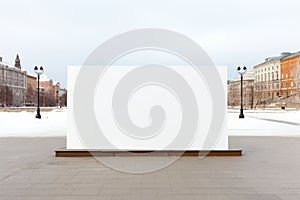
left=15, top=54, right=21, bottom=69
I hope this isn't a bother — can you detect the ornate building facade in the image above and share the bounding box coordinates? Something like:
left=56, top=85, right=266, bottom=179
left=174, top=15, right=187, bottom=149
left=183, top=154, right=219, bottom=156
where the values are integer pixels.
left=280, top=52, right=300, bottom=98
left=0, top=54, right=67, bottom=107
left=228, top=70, right=255, bottom=108
left=253, top=53, right=291, bottom=105
left=25, top=74, right=37, bottom=106
left=0, top=55, right=26, bottom=106
left=39, top=75, right=66, bottom=107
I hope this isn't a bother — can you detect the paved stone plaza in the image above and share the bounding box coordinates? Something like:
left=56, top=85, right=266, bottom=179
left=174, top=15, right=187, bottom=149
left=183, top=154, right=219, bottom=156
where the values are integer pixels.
left=0, top=137, right=299, bottom=200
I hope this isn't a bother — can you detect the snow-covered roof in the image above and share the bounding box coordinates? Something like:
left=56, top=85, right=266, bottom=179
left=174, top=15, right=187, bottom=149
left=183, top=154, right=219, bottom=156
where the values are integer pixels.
left=60, top=85, right=67, bottom=90
left=0, top=61, right=25, bottom=73
left=0, top=61, right=10, bottom=67
left=282, top=51, right=300, bottom=60
left=253, top=52, right=293, bottom=69
left=230, top=69, right=255, bottom=82
left=27, top=73, right=36, bottom=78
left=40, top=74, right=51, bottom=81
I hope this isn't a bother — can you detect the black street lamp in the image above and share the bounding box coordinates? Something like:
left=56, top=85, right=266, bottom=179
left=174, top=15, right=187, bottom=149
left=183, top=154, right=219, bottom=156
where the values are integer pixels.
left=56, top=90, right=59, bottom=107
left=34, top=66, right=44, bottom=119
left=237, top=66, right=247, bottom=118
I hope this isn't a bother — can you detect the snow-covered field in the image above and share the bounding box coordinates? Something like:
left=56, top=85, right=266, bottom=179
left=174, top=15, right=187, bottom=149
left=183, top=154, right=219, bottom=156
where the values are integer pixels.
left=0, top=108, right=299, bottom=137
left=0, top=109, right=67, bottom=137
left=229, top=109, right=300, bottom=136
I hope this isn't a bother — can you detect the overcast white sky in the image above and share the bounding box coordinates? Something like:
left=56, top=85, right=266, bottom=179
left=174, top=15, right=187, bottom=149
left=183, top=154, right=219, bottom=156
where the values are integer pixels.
left=1, top=0, right=300, bottom=85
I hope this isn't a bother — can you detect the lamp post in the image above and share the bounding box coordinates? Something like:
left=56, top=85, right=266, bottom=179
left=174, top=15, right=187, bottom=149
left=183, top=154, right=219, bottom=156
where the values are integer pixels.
left=56, top=90, right=59, bottom=107
left=34, top=66, right=44, bottom=119
left=237, top=66, right=247, bottom=118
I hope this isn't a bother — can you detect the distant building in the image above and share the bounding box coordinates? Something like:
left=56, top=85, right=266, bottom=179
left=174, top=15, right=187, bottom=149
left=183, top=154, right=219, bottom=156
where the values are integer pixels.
left=38, top=75, right=55, bottom=107
left=228, top=70, right=255, bottom=108
left=280, top=52, right=300, bottom=98
left=58, top=86, right=67, bottom=107
left=38, top=75, right=67, bottom=107
left=0, top=55, right=26, bottom=106
left=0, top=54, right=67, bottom=107
left=25, top=74, right=37, bottom=106
left=253, top=52, right=291, bottom=105
left=53, top=82, right=60, bottom=106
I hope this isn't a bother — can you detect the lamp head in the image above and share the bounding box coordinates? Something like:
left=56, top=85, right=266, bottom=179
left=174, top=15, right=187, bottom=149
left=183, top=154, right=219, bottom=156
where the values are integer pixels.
left=237, top=66, right=247, bottom=75
left=34, top=66, right=44, bottom=75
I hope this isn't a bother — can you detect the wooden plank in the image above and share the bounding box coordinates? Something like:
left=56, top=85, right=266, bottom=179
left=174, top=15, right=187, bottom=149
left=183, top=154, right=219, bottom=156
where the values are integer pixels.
left=55, top=149, right=242, bottom=157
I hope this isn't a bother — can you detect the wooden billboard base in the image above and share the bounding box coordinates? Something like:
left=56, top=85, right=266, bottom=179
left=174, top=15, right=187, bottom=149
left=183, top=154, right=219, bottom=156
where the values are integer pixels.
left=55, top=149, right=242, bottom=157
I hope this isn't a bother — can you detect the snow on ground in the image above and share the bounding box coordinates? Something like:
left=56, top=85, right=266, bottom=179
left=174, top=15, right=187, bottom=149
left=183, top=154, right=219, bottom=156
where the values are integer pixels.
left=0, top=108, right=299, bottom=137
left=0, top=109, right=66, bottom=137
left=228, top=109, right=300, bottom=136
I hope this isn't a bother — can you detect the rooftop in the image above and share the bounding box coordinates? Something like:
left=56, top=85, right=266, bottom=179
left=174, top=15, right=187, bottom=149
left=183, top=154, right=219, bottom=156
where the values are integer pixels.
left=230, top=69, right=255, bottom=82
left=253, top=52, right=292, bottom=69
left=281, top=51, right=300, bottom=60
left=0, top=58, right=26, bottom=73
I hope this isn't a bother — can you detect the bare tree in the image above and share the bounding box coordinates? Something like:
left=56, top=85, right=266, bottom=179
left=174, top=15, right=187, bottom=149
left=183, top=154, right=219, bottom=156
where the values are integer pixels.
left=60, top=92, right=67, bottom=107
left=26, top=85, right=36, bottom=106
left=0, top=85, right=5, bottom=106
left=2, top=85, right=13, bottom=106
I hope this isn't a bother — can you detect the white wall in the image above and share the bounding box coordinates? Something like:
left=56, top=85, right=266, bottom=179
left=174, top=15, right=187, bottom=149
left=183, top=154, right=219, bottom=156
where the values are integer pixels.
left=67, top=66, right=228, bottom=150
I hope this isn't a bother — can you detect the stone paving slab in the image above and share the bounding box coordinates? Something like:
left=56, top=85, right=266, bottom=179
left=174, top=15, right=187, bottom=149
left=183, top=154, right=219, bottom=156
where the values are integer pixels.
left=0, top=137, right=300, bottom=199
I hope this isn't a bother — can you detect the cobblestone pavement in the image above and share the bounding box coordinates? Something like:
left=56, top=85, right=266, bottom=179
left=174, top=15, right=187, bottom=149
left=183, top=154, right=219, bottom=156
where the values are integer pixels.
left=0, top=137, right=299, bottom=200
